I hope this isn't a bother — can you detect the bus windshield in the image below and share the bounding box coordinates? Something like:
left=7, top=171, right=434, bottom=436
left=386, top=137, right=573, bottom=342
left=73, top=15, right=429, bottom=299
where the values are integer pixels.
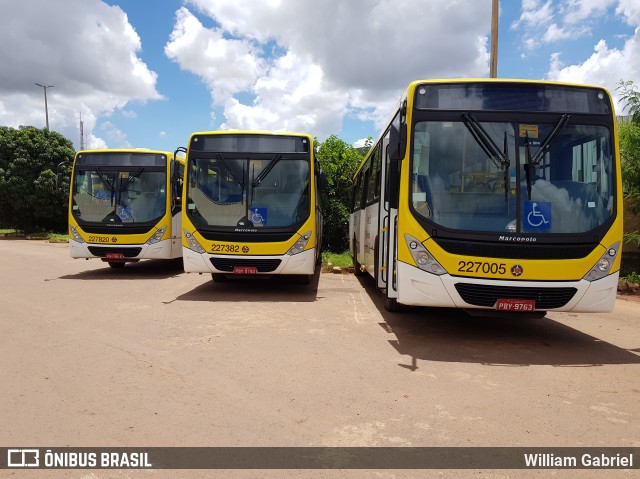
left=410, top=119, right=613, bottom=234
left=187, top=156, right=310, bottom=228
left=72, top=152, right=169, bottom=225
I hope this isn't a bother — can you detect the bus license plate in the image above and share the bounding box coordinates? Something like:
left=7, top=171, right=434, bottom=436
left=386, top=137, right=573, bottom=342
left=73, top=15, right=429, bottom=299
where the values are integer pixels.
left=105, top=252, right=125, bottom=259
left=496, top=299, right=535, bottom=311
left=233, top=266, right=257, bottom=274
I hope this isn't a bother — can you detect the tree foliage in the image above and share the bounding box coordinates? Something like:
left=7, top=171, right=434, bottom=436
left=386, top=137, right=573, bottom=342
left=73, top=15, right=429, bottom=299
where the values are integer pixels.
left=617, top=80, right=640, bottom=124
left=0, top=126, right=74, bottom=232
left=315, top=135, right=365, bottom=252
left=617, top=80, right=640, bottom=247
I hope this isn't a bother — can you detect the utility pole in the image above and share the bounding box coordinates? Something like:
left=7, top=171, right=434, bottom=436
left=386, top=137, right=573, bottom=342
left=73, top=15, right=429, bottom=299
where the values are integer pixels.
left=79, top=112, right=85, bottom=150
left=490, top=0, right=499, bottom=78
left=35, top=83, right=54, bottom=130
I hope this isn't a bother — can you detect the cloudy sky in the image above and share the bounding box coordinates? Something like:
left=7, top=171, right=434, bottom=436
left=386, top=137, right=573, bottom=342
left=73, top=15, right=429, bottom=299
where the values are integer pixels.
left=1, top=0, right=639, bottom=151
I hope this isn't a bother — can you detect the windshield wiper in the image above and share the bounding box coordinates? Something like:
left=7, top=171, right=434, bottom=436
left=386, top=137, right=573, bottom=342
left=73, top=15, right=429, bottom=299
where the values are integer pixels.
left=251, top=154, right=282, bottom=188
left=95, top=167, right=116, bottom=207
left=524, top=114, right=571, bottom=200
left=461, top=113, right=511, bottom=202
left=118, top=167, right=144, bottom=192
left=502, top=131, right=510, bottom=203
left=215, top=153, right=244, bottom=185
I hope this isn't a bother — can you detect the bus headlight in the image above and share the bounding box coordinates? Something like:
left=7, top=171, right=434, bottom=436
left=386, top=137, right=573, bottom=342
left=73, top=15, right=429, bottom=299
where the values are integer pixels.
left=405, top=234, right=446, bottom=275
left=70, top=226, right=85, bottom=243
left=583, top=242, right=619, bottom=282
left=184, top=229, right=206, bottom=254
left=147, top=226, right=167, bottom=245
left=286, top=231, right=311, bottom=255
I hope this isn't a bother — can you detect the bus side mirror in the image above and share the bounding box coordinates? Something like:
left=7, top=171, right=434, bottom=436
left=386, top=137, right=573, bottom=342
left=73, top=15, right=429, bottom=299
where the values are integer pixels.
left=388, top=101, right=407, bottom=161
left=317, top=170, right=326, bottom=191
left=55, top=160, right=70, bottom=192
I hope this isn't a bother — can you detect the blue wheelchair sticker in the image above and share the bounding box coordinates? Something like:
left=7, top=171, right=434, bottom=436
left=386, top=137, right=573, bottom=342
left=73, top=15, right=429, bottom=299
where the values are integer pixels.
left=117, top=205, right=133, bottom=222
left=250, top=207, right=267, bottom=226
left=524, top=201, right=551, bottom=230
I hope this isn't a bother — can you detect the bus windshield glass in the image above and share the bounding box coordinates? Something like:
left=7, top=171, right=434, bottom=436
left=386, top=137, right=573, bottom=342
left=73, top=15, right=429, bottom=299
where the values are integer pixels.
left=410, top=119, right=614, bottom=234
left=72, top=153, right=167, bottom=224
left=187, top=156, right=310, bottom=228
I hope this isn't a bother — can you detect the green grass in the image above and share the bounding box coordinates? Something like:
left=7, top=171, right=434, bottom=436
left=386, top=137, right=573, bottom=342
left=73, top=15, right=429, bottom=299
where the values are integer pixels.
left=47, top=233, right=69, bottom=243
left=621, top=271, right=640, bottom=284
left=322, top=251, right=353, bottom=268
left=0, top=228, right=68, bottom=242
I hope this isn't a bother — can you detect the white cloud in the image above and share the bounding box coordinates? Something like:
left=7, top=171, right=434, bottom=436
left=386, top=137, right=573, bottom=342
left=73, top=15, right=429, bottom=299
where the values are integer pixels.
left=0, top=0, right=161, bottom=148
left=543, top=23, right=575, bottom=43
left=617, top=0, right=640, bottom=26
left=512, top=0, right=554, bottom=30
left=560, top=0, right=617, bottom=25
left=352, top=138, right=371, bottom=149
left=221, top=52, right=349, bottom=136
left=513, top=0, right=618, bottom=51
left=167, top=0, right=493, bottom=140
left=121, top=110, right=137, bottom=119
left=547, top=33, right=640, bottom=113
left=164, top=7, right=265, bottom=105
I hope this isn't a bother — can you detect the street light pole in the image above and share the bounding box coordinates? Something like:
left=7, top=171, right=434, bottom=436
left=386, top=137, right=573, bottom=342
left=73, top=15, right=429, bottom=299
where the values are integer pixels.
left=490, top=0, right=499, bottom=78
left=35, top=83, right=54, bottom=130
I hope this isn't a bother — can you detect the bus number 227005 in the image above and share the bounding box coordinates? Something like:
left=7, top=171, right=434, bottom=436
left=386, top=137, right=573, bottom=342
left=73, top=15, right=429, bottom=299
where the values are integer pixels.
left=457, top=261, right=506, bottom=275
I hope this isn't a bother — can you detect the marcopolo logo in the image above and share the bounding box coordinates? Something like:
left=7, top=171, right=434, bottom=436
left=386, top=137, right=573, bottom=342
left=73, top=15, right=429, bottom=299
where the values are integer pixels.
left=511, top=264, right=524, bottom=277
left=7, top=449, right=39, bottom=467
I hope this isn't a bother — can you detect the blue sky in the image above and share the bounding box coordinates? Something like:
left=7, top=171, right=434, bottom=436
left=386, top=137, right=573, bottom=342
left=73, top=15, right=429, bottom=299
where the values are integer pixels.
left=1, top=0, right=639, bottom=152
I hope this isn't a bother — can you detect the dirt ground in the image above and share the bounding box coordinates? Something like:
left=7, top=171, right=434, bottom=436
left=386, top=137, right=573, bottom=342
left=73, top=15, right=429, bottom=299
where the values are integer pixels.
left=1, top=240, right=638, bottom=479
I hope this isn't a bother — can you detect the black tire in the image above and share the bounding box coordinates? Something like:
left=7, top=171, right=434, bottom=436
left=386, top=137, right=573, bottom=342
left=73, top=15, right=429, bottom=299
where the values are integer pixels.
left=384, top=295, right=403, bottom=313
left=353, top=238, right=365, bottom=276
left=299, top=274, right=312, bottom=285
left=211, top=273, right=229, bottom=282
left=108, top=262, right=125, bottom=269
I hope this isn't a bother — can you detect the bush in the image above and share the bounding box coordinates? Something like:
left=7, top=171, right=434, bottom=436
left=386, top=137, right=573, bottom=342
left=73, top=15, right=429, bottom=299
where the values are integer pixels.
left=0, top=126, right=74, bottom=232
left=316, top=135, right=364, bottom=252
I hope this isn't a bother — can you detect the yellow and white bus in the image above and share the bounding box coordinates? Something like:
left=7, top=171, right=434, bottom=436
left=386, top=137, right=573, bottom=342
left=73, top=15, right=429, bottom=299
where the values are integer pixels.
left=350, top=79, right=623, bottom=314
left=181, top=131, right=323, bottom=283
left=67, top=149, right=184, bottom=268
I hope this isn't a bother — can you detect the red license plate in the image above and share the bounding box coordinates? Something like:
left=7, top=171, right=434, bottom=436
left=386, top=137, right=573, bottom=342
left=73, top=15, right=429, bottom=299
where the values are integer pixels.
left=496, top=299, right=535, bottom=312
left=105, top=252, right=125, bottom=259
left=233, top=266, right=257, bottom=274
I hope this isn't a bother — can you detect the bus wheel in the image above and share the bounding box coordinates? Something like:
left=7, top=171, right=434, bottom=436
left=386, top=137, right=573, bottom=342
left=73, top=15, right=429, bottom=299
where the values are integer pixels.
left=211, top=273, right=229, bottom=282
left=108, top=262, right=125, bottom=269
left=353, top=239, right=365, bottom=277
left=384, top=295, right=402, bottom=313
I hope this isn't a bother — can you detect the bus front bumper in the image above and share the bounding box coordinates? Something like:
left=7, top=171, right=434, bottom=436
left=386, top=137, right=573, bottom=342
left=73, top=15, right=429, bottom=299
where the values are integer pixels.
left=396, top=261, right=619, bottom=313
left=69, top=239, right=175, bottom=261
left=183, top=247, right=317, bottom=276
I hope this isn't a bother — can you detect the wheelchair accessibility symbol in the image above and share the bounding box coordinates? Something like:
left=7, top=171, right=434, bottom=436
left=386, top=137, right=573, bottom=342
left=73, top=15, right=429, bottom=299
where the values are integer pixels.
left=524, top=201, right=551, bottom=230
left=250, top=207, right=267, bottom=226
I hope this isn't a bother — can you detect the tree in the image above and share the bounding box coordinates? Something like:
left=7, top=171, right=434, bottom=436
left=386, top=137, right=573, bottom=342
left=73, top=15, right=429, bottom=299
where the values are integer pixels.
left=617, top=80, right=640, bottom=247
left=0, top=126, right=74, bottom=232
left=315, top=135, right=365, bottom=252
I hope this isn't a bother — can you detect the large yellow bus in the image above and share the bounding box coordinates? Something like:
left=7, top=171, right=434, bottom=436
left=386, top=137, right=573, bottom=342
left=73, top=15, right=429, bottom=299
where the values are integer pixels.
left=67, top=149, right=184, bottom=268
left=181, top=131, right=323, bottom=283
left=350, top=79, right=623, bottom=314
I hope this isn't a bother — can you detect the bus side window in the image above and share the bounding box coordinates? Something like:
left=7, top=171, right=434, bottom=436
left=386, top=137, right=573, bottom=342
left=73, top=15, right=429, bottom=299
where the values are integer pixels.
left=352, top=171, right=364, bottom=211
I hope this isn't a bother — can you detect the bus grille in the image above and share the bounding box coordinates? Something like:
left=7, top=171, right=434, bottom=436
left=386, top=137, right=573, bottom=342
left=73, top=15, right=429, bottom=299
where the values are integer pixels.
left=87, top=246, right=142, bottom=258
left=434, top=240, right=596, bottom=260
left=210, top=258, right=282, bottom=273
left=454, top=283, right=577, bottom=309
